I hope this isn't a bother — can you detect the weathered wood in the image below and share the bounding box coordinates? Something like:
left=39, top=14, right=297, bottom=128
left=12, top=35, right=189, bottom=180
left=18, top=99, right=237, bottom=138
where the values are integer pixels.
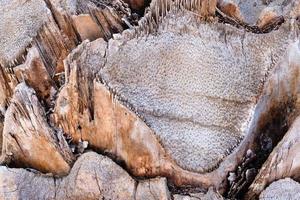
left=72, top=14, right=104, bottom=41
left=71, top=0, right=130, bottom=41
left=14, top=46, right=56, bottom=105
left=0, top=0, right=300, bottom=198
left=0, top=113, right=3, bottom=157
left=0, top=67, right=12, bottom=112
left=246, top=116, right=300, bottom=199
left=53, top=40, right=213, bottom=188
left=0, top=83, right=74, bottom=176
left=123, top=0, right=149, bottom=12
left=53, top=0, right=300, bottom=193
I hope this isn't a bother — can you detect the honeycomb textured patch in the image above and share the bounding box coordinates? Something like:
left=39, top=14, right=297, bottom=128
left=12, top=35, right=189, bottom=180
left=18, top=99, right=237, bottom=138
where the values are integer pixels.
left=100, top=11, right=290, bottom=172
left=0, top=0, right=49, bottom=66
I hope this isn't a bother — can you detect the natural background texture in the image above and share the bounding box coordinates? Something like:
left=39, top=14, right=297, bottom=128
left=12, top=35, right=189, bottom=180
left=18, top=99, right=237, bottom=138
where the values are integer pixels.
left=0, top=0, right=299, bottom=199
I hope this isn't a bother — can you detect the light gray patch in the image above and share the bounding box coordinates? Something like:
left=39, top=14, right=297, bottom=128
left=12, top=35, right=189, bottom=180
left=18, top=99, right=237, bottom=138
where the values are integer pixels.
left=99, top=11, right=290, bottom=172
left=0, top=0, right=50, bottom=66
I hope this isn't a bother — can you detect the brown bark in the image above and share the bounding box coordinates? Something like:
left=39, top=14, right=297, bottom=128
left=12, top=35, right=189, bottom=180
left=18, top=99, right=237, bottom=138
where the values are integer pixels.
left=200, top=0, right=217, bottom=18
left=14, top=46, right=57, bottom=105
left=70, top=0, right=130, bottom=41
left=212, top=38, right=300, bottom=194
left=53, top=40, right=213, bottom=188
left=0, top=0, right=300, bottom=199
left=246, top=116, right=300, bottom=199
left=54, top=0, right=299, bottom=194
left=72, top=14, right=104, bottom=41
left=123, top=0, right=149, bottom=12
left=0, top=83, right=74, bottom=176
left=217, top=0, right=242, bottom=21
left=0, top=67, right=12, bottom=111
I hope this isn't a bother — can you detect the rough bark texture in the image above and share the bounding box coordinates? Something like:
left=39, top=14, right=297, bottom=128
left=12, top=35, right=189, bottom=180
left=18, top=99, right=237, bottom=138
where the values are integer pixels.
left=53, top=0, right=300, bottom=192
left=123, top=0, right=150, bottom=12
left=246, top=116, right=300, bottom=198
left=0, top=83, right=73, bottom=176
left=52, top=40, right=213, bottom=188
left=98, top=13, right=290, bottom=173
left=14, top=46, right=57, bottom=105
left=0, top=0, right=300, bottom=199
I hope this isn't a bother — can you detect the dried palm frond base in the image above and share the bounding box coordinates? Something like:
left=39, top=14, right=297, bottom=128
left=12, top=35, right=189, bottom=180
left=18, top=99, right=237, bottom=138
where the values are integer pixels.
left=0, top=0, right=300, bottom=199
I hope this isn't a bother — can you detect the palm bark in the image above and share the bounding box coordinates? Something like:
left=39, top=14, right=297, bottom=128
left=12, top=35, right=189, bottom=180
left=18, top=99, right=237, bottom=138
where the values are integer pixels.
left=0, top=0, right=300, bottom=199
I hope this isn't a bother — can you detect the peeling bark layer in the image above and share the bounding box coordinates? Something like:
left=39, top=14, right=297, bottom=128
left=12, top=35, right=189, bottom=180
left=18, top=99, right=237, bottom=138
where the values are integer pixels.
left=0, top=0, right=300, bottom=198
left=53, top=0, right=300, bottom=193
left=0, top=0, right=71, bottom=72
left=1, top=83, right=73, bottom=176
left=14, top=46, right=57, bottom=105
left=0, top=0, right=130, bottom=111
left=246, top=116, right=300, bottom=198
left=47, top=0, right=131, bottom=42
left=20, top=0, right=128, bottom=75
left=0, top=0, right=49, bottom=67
left=53, top=40, right=214, bottom=188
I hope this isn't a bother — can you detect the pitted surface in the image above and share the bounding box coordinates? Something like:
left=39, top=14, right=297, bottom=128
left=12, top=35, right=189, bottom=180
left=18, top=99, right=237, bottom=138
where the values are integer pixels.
left=99, top=11, right=290, bottom=172
left=260, top=178, right=300, bottom=200
left=0, top=0, right=49, bottom=66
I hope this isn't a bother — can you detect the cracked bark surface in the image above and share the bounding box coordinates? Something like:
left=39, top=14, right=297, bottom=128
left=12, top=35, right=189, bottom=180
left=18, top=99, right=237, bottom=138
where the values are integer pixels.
left=0, top=83, right=74, bottom=176
left=46, top=0, right=132, bottom=41
left=54, top=0, right=300, bottom=192
left=246, top=116, right=300, bottom=199
left=0, top=0, right=300, bottom=199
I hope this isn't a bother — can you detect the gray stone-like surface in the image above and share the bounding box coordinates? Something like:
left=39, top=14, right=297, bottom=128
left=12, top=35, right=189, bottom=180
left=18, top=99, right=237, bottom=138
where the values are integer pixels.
left=56, top=152, right=136, bottom=200
left=260, top=178, right=300, bottom=200
left=136, top=177, right=170, bottom=200
left=0, top=167, right=56, bottom=200
left=0, top=152, right=136, bottom=200
left=232, top=0, right=294, bottom=25
left=49, top=0, right=78, bottom=14
left=173, top=188, right=223, bottom=200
